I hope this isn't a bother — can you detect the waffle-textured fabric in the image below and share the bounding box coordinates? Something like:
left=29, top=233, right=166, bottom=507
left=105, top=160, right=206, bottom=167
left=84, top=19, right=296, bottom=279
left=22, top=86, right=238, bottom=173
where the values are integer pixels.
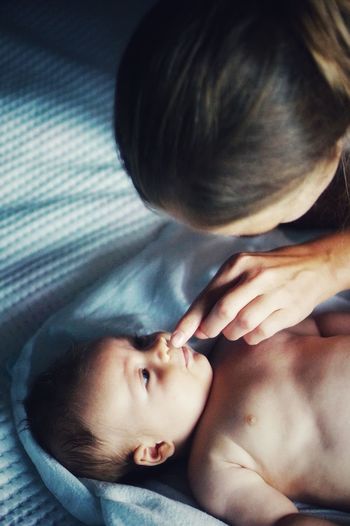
left=0, top=2, right=165, bottom=525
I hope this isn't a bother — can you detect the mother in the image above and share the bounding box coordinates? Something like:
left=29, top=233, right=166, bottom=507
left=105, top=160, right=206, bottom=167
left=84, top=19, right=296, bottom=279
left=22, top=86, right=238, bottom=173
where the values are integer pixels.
left=115, top=0, right=350, bottom=346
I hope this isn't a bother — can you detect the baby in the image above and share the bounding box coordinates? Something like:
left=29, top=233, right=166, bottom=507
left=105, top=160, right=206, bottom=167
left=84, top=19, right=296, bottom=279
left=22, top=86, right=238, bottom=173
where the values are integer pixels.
left=25, top=312, right=350, bottom=526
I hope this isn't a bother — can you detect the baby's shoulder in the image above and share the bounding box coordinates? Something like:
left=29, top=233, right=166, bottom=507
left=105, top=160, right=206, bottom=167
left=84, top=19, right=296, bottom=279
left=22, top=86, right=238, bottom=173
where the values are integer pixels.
left=188, top=432, right=258, bottom=517
left=188, top=426, right=256, bottom=487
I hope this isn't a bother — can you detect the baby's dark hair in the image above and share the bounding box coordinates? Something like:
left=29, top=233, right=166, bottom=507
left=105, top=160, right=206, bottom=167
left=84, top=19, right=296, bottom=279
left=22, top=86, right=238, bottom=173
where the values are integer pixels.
left=115, top=0, right=350, bottom=227
left=24, top=340, right=134, bottom=482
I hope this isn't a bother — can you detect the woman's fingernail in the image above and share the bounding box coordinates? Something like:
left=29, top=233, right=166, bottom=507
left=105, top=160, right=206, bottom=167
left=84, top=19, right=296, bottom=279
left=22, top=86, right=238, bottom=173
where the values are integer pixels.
left=171, top=330, right=185, bottom=347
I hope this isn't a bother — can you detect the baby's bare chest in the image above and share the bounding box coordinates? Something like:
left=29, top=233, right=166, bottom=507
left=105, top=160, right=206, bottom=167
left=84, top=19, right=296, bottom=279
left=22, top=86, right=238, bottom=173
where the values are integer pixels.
left=194, top=343, right=350, bottom=503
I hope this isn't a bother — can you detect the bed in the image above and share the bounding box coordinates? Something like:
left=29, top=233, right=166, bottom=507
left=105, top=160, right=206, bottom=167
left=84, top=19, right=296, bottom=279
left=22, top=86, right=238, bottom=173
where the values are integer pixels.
left=2, top=2, right=350, bottom=525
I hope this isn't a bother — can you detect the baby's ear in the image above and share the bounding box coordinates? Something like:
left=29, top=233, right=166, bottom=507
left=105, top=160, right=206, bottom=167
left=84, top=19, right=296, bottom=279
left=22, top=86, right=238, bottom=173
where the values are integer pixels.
left=133, top=441, right=175, bottom=467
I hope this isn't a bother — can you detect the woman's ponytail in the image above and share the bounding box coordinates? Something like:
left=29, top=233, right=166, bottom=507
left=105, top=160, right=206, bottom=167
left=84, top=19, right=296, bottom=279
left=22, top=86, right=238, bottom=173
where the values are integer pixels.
left=295, top=0, right=350, bottom=98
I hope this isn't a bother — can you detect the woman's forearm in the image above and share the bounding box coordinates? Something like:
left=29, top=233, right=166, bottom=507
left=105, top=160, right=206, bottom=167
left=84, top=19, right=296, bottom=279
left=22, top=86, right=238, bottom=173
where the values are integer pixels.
left=305, top=230, right=350, bottom=296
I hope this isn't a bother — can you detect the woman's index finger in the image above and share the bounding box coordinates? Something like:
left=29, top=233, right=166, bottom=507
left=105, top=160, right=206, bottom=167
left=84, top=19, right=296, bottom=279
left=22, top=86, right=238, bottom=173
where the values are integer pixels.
left=170, top=303, right=207, bottom=347
left=171, top=272, right=236, bottom=346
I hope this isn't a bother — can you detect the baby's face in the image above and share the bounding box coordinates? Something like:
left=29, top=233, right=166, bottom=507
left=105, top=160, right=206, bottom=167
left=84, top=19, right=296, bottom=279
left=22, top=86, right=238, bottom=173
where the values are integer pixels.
left=80, top=332, right=213, bottom=458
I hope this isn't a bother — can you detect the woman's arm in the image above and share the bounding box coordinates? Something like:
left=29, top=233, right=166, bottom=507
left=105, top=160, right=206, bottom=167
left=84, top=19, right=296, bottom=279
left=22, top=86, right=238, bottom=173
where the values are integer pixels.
left=171, top=230, right=350, bottom=347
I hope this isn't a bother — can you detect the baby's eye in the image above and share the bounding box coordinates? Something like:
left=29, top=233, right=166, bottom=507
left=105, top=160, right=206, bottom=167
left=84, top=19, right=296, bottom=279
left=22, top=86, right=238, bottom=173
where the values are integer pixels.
left=134, top=334, right=154, bottom=349
left=141, top=368, right=150, bottom=386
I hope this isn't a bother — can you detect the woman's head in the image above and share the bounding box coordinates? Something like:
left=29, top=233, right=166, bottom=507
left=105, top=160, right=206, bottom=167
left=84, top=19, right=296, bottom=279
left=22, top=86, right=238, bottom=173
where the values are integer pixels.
left=115, top=0, right=350, bottom=231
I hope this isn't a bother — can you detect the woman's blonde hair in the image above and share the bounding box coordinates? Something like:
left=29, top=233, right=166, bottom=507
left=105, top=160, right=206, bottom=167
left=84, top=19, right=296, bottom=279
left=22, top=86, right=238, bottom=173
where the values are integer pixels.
left=115, top=0, right=350, bottom=227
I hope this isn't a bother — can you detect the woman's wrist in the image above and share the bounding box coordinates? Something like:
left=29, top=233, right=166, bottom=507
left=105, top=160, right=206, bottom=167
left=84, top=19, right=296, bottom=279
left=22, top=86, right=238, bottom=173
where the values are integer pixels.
left=306, top=230, right=350, bottom=297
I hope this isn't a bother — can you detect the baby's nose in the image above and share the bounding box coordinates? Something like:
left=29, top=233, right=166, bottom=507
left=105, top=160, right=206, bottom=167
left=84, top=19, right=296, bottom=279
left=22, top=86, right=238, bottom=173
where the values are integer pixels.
left=154, top=334, right=170, bottom=362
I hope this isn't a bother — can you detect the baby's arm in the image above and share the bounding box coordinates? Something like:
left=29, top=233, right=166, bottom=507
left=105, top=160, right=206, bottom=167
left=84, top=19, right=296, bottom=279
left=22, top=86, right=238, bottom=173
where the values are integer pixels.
left=313, top=311, right=350, bottom=336
left=275, top=516, right=338, bottom=525
left=191, top=462, right=337, bottom=526
left=286, top=312, right=350, bottom=338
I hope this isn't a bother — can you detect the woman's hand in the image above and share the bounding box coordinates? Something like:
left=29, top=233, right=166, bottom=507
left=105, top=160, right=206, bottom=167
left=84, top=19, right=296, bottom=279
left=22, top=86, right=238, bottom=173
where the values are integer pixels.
left=171, top=232, right=350, bottom=346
